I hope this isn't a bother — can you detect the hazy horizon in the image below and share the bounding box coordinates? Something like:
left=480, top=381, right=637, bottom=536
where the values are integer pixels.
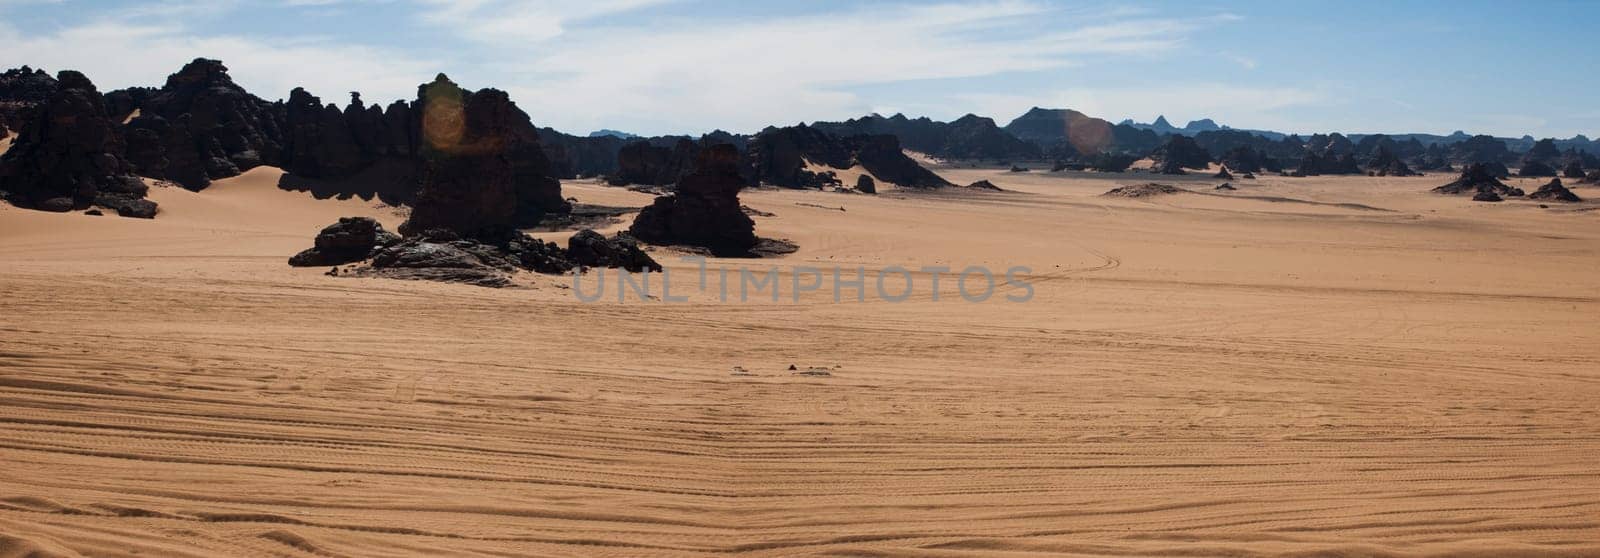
left=4, top=0, right=1598, bottom=139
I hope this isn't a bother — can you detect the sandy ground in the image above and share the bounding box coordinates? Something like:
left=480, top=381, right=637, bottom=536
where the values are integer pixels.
left=2, top=164, right=1599, bottom=556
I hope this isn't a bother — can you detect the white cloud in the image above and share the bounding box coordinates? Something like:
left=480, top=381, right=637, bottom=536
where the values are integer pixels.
left=455, top=1, right=1205, bottom=134
left=416, top=0, right=679, bottom=42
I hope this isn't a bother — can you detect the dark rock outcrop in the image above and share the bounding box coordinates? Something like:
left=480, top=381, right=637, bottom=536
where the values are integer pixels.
left=609, top=139, right=698, bottom=187
left=122, top=59, right=285, bottom=190
left=1152, top=158, right=1188, bottom=175
left=287, top=216, right=400, bottom=267
left=1517, top=160, right=1558, bottom=177
left=1563, top=160, right=1586, bottom=179
left=855, top=174, right=876, bottom=194
left=398, top=75, right=567, bottom=235
left=1472, top=191, right=1503, bottom=202
left=1433, top=163, right=1524, bottom=197
left=1214, top=182, right=1236, bottom=191
left=967, top=180, right=1003, bottom=191
left=629, top=144, right=759, bottom=256
left=744, top=124, right=950, bottom=189
left=1366, top=146, right=1418, bottom=176
left=566, top=229, right=661, bottom=272
left=0, top=70, right=154, bottom=217
left=1213, top=166, right=1233, bottom=180
left=1103, top=183, right=1186, bottom=198
left=811, top=113, right=1041, bottom=161
left=1528, top=178, right=1581, bottom=202
left=1149, top=135, right=1211, bottom=170
left=0, top=66, right=59, bottom=140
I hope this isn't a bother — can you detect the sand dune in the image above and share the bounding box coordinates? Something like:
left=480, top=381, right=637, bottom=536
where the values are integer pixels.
left=2, top=166, right=1599, bottom=556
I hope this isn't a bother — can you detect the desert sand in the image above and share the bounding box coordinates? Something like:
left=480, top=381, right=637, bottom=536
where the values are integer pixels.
left=2, top=165, right=1599, bottom=556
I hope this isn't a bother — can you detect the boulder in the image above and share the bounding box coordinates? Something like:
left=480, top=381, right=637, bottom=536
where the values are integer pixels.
left=855, top=174, right=876, bottom=194
left=967, top=180, right=1003, bottom=191
left=0, top=70, right=156, bottom=217
left=1471, top=191, right=1502, bottom=202
left=566, top=229, right=661, bottom=272
left=1008, top=165, right=1030, bottom=173
left=629, top=144, right=760, bottom=256
left=1214, top=183, right=1236, bottom=191
left=1213, top=166, right=1233, bottom=180
left=287, top=216, right=400, bottom=267
left=1528, top=178, right=1581, bottom=202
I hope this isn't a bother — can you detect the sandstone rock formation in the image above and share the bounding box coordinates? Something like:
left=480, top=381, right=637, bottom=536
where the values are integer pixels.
left=744, top=125, right=949, bottom=189
left=855, top=174, right=876, bottom=194
left=609, top=139, right=698, bottom=187
left=1102, top=183, right=1186, bottom=198
left=399, top=75, right=567, bottom=235
left=121, top=59, right=285, bottom=190
left=1563, top=160, right=1586, bottom=179
left=1433, top=163, right=1524, bottom=197
left=1528, top=178, right=1581, bottom=202
left=1517, top=160, right=1558, bottom=177
left=629, top=144, right=759, bottom=256
left=1213, top=166, right=1233, bottom=180
left=1366, top=146, right=1418, bottom=176
left=287, top=216, right=400, bottom=267
left=810, top=113, right=1041, bottom=161
left=1149, top=135, right=1212, bottom=170
left=566, top=229, right=661, bottom=272
left=0, top=66, right=58, bottom=141
left=1471, top=191, right=1503, bottom=202
left=0, top=71, right=154, bottom=217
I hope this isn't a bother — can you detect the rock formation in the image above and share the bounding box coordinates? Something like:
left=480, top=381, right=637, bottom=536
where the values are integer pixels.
left=1213, top=166, right=1233, bottom=180
left=1149, top=135, right=1212, bottom=170
left=810, top=113, right=1040, bottom=161
left=1152, top=158, right=1188, bottom=175
left=629, top=144, right=759, bottom=256
left=1102, top=183, right=1186, bottom=198
left=1366, top=146, right=1418, bottom=176
left=967, top=180, right=1003, bottom=191
left=566, top=229, right=661, bottom=272
left=1433, top=163, right=1525, bottom=197
left=855, top=174, right=876, bottom=194
left=287, top=217, right=400, bottom=267
left=1528, top=178, right=1581, bottom=202
left=0, top=66, right=59, bottom=141
left=0, top=71, right=154, bottom=217
left=399, top=75, right=566, bottom=235
left=1214, top=182, right=1236, bottom=191
left=121, top=59, right=286, bottom=190
left=1563, top=160, right=1586, bottom=179
left=1517, top=160, right=1558, bottom=177
left=744, top=125, right=950, bottom=189
left=609, top=138, right=698, bottom=187
left=1471, top=191, right=1502, bottom=202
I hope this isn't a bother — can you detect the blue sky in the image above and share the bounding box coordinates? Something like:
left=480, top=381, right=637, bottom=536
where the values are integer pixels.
left=3, top=0, right=1598, bottom=138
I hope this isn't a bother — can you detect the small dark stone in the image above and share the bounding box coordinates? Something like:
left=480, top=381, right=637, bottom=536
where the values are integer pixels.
left=84, top=209, right=103, bottom=216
